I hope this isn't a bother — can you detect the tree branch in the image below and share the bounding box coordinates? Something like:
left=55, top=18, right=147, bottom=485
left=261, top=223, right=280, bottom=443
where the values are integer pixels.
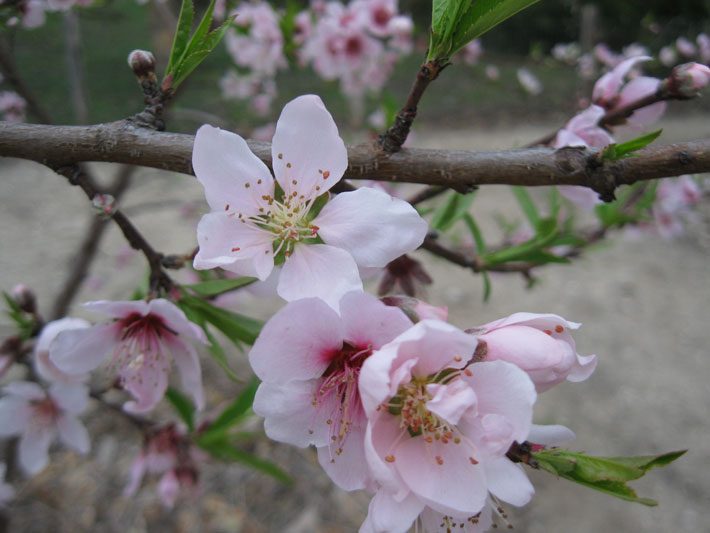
left=1, top=121, right=708, bottom=198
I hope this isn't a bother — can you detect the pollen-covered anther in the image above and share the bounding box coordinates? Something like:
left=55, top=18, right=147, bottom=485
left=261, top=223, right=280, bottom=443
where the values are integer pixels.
left=231, top=247, right=240, bottom=252
left=453, top=355, right=463, bottom=362
left=555, top=325, right=564, bottom=333
left=322, top=170, right=330, bottom=179
left=468, top=456, right=478, bottom=465
left=385, top=454, right=396, bottom=463
left=435, top=455, right=444, bottom=465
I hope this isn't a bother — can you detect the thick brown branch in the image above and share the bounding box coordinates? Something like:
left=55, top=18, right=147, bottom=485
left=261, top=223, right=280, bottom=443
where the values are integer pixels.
left=1, top=122, right=708, bottom=197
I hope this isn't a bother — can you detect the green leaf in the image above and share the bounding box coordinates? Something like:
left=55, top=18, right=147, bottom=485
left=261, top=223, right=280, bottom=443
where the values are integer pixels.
left=165, top=387, right=195, bottom=432
left=429, top=0, right=541, bottom=61
left=512, top=186, right=540, bottom=227
left=171, top=18, right=233, bottom=88
left=166, top=0, right=195, bottom=75
left=2, top=291, right=34, bottom=340
left=177, top=298, right=239, bottom=380
left=180, top=294, right=262, bottom=346
left=601, top=130, right=663, bottom=161
left=431, top=191, right=476, bottom=232
left=463, top=213, right=487, bottom=253
left=481, top=270, right=492, bottom=302
left=533, top=449, right=686, bottom=506
left=184, top=277, right=258, bottom=298
left=199, top=379, right=259, bottom=442
left=483, top=218, right=558, bottom=266
left=199, top=439, right=292, bottom=484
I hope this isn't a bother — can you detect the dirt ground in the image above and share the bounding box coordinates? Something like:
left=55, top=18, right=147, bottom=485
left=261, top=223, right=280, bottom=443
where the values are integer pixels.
left=1, top=114, right=709, bottom=532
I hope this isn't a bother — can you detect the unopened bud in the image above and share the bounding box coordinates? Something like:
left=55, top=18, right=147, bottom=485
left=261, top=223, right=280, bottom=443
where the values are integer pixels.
left=667, top=62, right=710, bottom=98
left=92, top=193, right=116, bottom=217
left=11, top=283, right=37, bottom=314
left=127, top=49, right=156, bottom=79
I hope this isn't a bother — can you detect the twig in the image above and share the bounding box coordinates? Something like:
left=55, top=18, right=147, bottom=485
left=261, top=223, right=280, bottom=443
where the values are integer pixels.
left=1, top=122, right=707, bottom=198
left=50, top=165, right=135, bottom=319
left=407, top=185, right=449, bottom=206
left=379, top=59, right=448, bottom=153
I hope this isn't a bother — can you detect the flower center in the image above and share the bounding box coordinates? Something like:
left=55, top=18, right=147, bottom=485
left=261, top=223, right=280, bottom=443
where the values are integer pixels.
left=112, top=313, right=176, bottom=383
left=314, top=343, right=372, bottom=454
left=31, top=397, right=60, bottom=425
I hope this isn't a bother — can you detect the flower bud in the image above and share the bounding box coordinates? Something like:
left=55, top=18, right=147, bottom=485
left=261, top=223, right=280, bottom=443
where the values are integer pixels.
left=11, top=283, right=36, bottom=314
left=380, top=295, right=447, bottom=323
left=667, top=62, right=710, bottom=98
left=127, top=49, right=156, bottom=79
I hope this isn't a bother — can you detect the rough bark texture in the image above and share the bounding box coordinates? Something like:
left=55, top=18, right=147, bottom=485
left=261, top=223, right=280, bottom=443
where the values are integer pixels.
left=1, top=122, right=708, bottom=199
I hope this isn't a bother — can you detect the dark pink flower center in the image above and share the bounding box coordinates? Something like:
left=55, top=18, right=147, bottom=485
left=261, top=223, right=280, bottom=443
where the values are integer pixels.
left=372, top=6, right=392, bottom=27
left=31, top=397, right=60, bottom=424
left=345, top=36, right=364, bottom=57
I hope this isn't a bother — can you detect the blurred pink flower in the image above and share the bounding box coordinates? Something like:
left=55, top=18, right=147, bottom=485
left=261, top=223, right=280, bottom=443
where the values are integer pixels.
left=475, top=312, right=597, bottom=392
left=517, top=68, right=542, bottom=95
left=460, top=39, right=483, bottom=66
left=0, top=381, right=90, bottom=475
left=676, top=37, right=697, bottom=58
left=50, top=299, right=206, bottom=414
left=358, top=320, right=537, bottom=531
left=652, top=175, right=702, bottom=239
left=0, top=91, right=27, bottom=123
left=668, top=62, right=710, bottom=98
left=250, top=291, right=412, bottom=490
left=192, top=95, right=427, bottom=308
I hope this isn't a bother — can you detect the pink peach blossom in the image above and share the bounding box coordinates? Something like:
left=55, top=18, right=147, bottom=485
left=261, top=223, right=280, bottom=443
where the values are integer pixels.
left=652, top=175, right=702, bottom=239
left=668, top=62, right=710, bottom=98
left=517, top=68, right=542, bottom=95
left=0, top=381, right=90, bottom=475
left=33, top=317, right=91, bottom=387
left=192, top=95, right=427, bottom=308
left=50, top=299, right=206, bottom=414
left=358, top=320, right=537, bottom=531
left=250, top=291, right=412, bottom=490
left=676, top=37, right=697, bottom=58
left=475, top=312, right=597, bottom=392
left=0, top=91, right=27, bottom=123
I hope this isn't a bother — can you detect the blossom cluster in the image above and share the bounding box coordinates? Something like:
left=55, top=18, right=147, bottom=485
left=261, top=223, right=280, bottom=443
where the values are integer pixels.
left=2, top=0, right=92, bottom=29
left=220, top=0, right=414, bottom=116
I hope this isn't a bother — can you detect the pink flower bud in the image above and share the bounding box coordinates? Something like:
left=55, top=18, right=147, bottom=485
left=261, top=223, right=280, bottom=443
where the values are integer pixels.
left=11, top=283, right=36, bottom=314
left=669, top=62, right=710, bottom=97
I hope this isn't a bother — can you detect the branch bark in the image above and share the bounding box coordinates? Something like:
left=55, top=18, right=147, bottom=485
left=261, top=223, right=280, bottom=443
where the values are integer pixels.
left=1, top=121, right=708, bottom=198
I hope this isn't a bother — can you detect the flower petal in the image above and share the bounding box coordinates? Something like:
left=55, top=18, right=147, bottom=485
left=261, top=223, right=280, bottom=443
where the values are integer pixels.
left=50, top=324, right=116, bottom=375
left=314, top=187, right=428, bottom=267
left=528, top=424, right=576, bottom=446
left=339, top=291, right=412, bottom=349
left=192, top=124, right=274, bottom=214
left=483, top=457, right=534, bottom=507
left=168, top=339, right=205, bottom=411
left=56, top=414, right=91, bottom=454
left=49, top=383, right=89, bottom=415
left=271, top=95, right=347, bottom=199
left=19, top=426, right=54, bottom=475
left=317, top=425, right=370, bottom=491
left=120, top=357, right=170, bottom=414
left=147, top=299, right=206, bottom=344
left=0, top=397, right=31, bottom=436
left=194, top=212, right=275, bottom=280
left=83, top=299, right=149, bottom=318
left=253, top=380, right=334, bottom=447
left=35, top=318, right=90, bottom=354
left=277, top=244, right=363, bottom=309
left=360, top=490, right=424, bottom=533
left=249, top=297, right=343, bottom=382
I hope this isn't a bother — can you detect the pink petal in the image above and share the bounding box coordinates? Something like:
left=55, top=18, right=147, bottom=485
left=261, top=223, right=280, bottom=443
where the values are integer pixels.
left=168, top=338, right=205, bottom=411
left=277, top=244, right=363, bottom=309
left=360, top=490, right=424, bottom=533
left=426, top=380, right=477, bottom=426
left=592, top=56, right=651, bottom=104
left=158, top=470, right=180, bottom=508
left=616, top=76, right=659, bottom=107
left=253, top=380, right=334, bottom=447
left=0, top=397, right=31, bottom=436
left=392, top=320, right=478, bottom=377
left=192, top=124, right=274, bottom=214
left=120, top=357, right=170, bottom=414
left=147, top=299, right=206, bottom=344
left=124, top=455, right=147, bottom=496
left=56, top=414, right=91, bottom=454
left=363, top=415, right=410, bottom=497
left=49, top=383, right=89, bottom=414
left=480, top=325, right=568, bottom=371
left=271, top=95, right=347, bottom=200
left=359, top=343, right=402, bottom=417
left=566, top=353, right=598, bottom=383
left=464, top=361, right=536, bottom=444
left=194, top=212, right=275, bottom=280
left=35, top=317, right=90, bottom=354
left=482, top=312, right=580, bottom=332
left=317, top=425, right=370, bottom=491
left=554, top=129, right=588, bottom=148
left=3, top=381, right=45, bottom=400
left=249, top=297, right=344, bottom=383
left=50, top=324, right=117, bottom=375
left=19, top=426, right=54, bottom=475
left=396, top=436, right=488, bottom=515
left=313, top=187, right=428, bottom=267
left=528, top=424, right=575, bottom=446
left=419, top=503, right=493, bottom=533
left=83, top=299, right=149, bottom=318
left=483, top=457, right=534, bottom=507
left=339, top=291, right=412, bottom=350
left=565, top=105, right=605, bottom=132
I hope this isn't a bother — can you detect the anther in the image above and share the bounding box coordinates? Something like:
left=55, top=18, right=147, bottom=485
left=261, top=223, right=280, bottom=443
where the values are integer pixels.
left=555, top=325, right=564, bottom=333
left=231, top=247, right=240, bottom=252
left=322, top=170, right=330, bottom=179
left=278, top=153, right=283, bottom=159
left=385, top=454, right=395, bottom=463
left=435, top=456, right=444, bottom=465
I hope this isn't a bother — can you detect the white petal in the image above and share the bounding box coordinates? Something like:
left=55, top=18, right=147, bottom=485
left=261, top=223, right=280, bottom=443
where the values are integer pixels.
left=360, top=489, right=423, bottom=533
left=49, top=383, right=89, bottom=415
left=50, top=324, right=116, bottom=375
left=193, top=212, right=275, bottom=280
left=0, top=397, right=31, bottom=436
left=192, top=124, right=274, bottom=214
left=271, top=95, right=347, bottom=200
left=35, top=318, right=90, bottom=354
left=147, top=299, right=206, bottom=344
left=277, top=244, right=362, bottom=309
left=314, top=187, right=428, bottom=267
left=339, top=291, right=412, bottom=350
left=82, top=299, right=149, bottom=318
left=57, top=415, right=91, bottom=454
left=19, top=427, right=54, bottom=475
left=168, top=339, right=205, bottom=411
left=317, top=425, right=370, bottom=491
left=484, top=457, right=534, bottom=507
left=528, top=424, right=576, bottom=446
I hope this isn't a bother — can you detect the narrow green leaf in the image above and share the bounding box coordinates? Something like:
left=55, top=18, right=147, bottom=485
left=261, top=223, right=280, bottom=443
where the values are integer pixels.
left=431, top=191, right=476, bottom=232
left=171, top=16, right=234, bottom=88
left=512, top=186, right=540, bottom=227
left=184, top=277, right=258, bottom=298
left=601, top=130, right=663, bottom=161
left=533, top=449, right=686, bottom=506
left=483, top=221, right=558, bottom=265
left=180, top=295, right=262, bottom=345
left=200, top=440, right=292, bottom=484
left=165, top=387, right=195, bottom=432
left=200, top=379, right=259, bottom=439
left=463, top=213, right=487, bottom=253
left=166, top=0, right=195, bottom=75
left=482, top=271, right=492, bottom=302
left=190, top=0, right=218, bottom=51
